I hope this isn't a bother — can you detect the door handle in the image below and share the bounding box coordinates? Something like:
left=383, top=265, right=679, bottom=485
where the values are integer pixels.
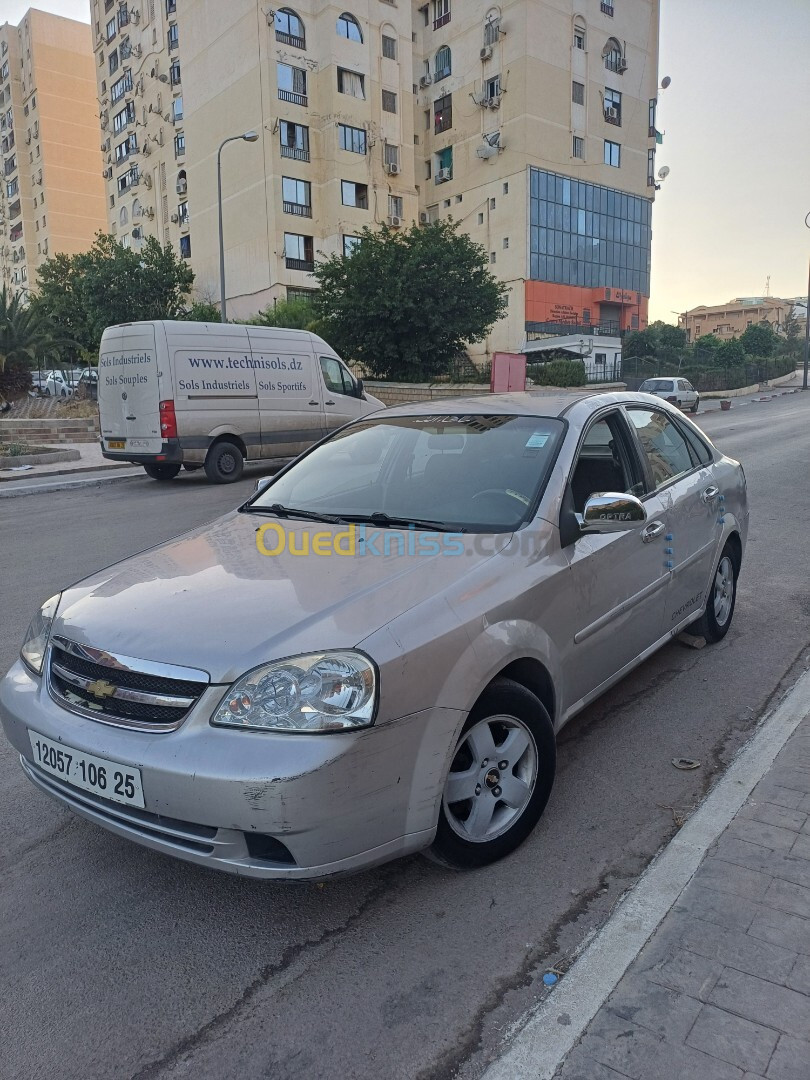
left=641, top=521, right=666, bottom=543
left=325, top=399, right=336, bottom=406
left=308, top=400, right=319, bottom=406
left=701, top=486, right=720, bottom=504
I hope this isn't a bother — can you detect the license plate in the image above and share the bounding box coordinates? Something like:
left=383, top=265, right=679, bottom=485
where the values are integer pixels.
left=108, top=440, right=126, bottom=450
left=28, top=731, right=145, bottom=808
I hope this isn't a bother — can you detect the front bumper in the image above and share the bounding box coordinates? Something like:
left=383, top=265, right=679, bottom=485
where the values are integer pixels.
left=0, top=661, right=462, bottom=880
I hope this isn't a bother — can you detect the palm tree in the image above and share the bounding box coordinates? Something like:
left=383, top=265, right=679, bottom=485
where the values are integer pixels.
left=0, top=284, right=66, bottom=374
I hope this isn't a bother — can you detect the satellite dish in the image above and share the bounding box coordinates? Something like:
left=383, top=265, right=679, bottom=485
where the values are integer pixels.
left=657, top=165, right=670, bottom=180
left=660, top=75, right=671, bottom=89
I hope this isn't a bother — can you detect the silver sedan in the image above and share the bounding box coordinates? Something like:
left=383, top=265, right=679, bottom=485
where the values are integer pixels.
left=0, top=392, right=747, bottom=879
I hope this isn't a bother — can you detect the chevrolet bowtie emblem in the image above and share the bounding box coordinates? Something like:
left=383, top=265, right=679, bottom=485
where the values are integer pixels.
left=86, top=678, right=117, bottom=700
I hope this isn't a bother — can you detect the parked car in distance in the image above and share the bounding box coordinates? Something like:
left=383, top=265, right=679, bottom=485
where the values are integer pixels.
left=97, top=321, right=385, bottom=483
left=0, top=391, right=747, bottom=881
left=76, top=368, right=98, bottom=402
left=638, top=377, right=700, bottom=414
left=43, top=370, right=81, bottom=399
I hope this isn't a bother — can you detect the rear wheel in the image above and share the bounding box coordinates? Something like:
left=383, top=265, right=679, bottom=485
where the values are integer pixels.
left=143, top=463, right=181, bottom=481
left=691, top=542, right=739, bottom=643
left=428, top=678, right=556, bottom=869
left=204, top=440, right=244, bottom=484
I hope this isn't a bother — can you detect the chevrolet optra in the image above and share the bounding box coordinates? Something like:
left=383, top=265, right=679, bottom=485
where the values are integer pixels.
left=0, top=392, right=747, bottom=879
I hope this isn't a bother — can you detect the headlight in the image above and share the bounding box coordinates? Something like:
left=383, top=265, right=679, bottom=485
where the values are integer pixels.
left=21, top=593, right=61, bottom=676
left=212, top=651, right=377, bottom=733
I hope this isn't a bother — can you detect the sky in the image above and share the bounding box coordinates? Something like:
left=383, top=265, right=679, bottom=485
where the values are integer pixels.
left=5, top=0, right=809, bottom=323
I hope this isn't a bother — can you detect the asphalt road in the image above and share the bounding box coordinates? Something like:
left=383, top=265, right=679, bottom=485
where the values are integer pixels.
left=2, top=393, right=810, bottom=1080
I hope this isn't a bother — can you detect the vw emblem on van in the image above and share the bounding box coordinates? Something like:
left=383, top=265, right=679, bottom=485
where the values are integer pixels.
left=121, top=392, right=128, bottom=400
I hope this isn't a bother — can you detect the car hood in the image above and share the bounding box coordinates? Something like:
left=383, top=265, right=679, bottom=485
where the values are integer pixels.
left=53, top=512, right=510, bottom=684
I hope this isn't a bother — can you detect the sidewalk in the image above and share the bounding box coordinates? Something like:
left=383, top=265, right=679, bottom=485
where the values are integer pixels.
left=555, top=716, right=810, bottom=1079
left=0, top=440, right=130, bottom=482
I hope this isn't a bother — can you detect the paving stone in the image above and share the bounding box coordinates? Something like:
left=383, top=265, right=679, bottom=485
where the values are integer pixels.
left=751, top=786, right=806, bottom=811
left=646, top=1043, right=745, bottom=1080
left=727, top=819, right=803, bottom=853
left=761, top=767, right=810, bottom=796
left=608, top=978, right=703, bottom=1041
left=709, top=968, right=810, bottom=1040
left=742, top=1074, right=768, bottom=1080
left=575, top=1009, right=663, bottom=1079
left=749, top=908, right=810, bottom=956
left=640, top=944, right=723, bottom=1000
left=765, top=1033, right=810, bottom=1080
left=675, top=884, right=761, bottom=932
left=798, top=794, right=810, bottom=815
left=785, top=954, right=810, bottom=995
left=698, top=857, right=774, bottom=901
left=791, top=834, right=810, bottom=860
left=764, top=878, right=810, bottom=920
left=739, top=801, right=809, bottom=833
left=557, top=1047, right=631, bottom=1079
left=659, top=914, right=797, bottom=983
left=686, top=1003, right=778, bottom=1074
left=714, top=836, right=780, bottom=874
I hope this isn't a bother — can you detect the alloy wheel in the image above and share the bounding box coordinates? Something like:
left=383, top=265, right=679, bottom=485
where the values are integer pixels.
left=713, top=555, right=734, bottom=626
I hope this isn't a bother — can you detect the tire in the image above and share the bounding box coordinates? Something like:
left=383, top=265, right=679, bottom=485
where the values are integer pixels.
left=691, top=542, right=739, bottom=643
left=691, top=399, right=700, bottom=414
left=204, top=440, right=244, bottom=484
left=143, top=463, right=181, bottom=481
left=428, top=678, right=556, bottom=869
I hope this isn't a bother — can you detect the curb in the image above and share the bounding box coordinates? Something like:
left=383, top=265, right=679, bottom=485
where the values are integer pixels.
left=0, top=469, right=142, bottom=498
left=0, top=461, right=135, bottom=484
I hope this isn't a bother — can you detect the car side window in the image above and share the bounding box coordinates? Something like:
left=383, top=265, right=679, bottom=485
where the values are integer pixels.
left=627, top=408, right=695, bottom=488
left=676, top=419, right=713, bottom=466
left=320, top=356, right=355, bottom=397
left=569, top=413, right=643, bottom=514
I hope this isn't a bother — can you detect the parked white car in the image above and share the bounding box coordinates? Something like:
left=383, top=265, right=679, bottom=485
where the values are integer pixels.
left=638, top=378, right=700, bottom=414
left=43, top=370, right=80, bottom=398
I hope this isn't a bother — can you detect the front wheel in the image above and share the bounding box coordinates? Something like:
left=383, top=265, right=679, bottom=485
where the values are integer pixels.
left=691, top=399, right=700, bottom=414
left=691, top=543, right=738, bottom=643
left=143, top=463, right=181, bottom=481
left=204, top=440, right=244, bottom=484
left=428, top=678, right=556, bottom=869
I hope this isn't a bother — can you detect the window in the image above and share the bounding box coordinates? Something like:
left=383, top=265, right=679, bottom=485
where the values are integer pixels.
left=115, top=134, right=137, bottom=162
left=282, top=176, right=312, bottom=216
left=485, top=74, right=501, bottom=100
left=573, top=135, right=584, bottom=158
left=174, top=132, right=185, bottom=158
left=435, top=145, right=452, bottom=181
left=426, top=204, right=439, bottom=223
left=179, top=235, right=191, bottom=259
left=320, top=356, right=357, bottom=397
left=604, top=87, right=622, bottom=125
left=604, top=40, right=623, bottom=73
left=388, top=194, right=403, bottom=218
left=275, top=8, right=305, bottom=49
left=170, top=59, right=181, bottom=85
left=341, top=180, right=368, bottom=209
left=647, top=148, right=655, bottom=186
left=503, top=182, right=509, bottom=194
left=106, top=17, right=116, bottom=41
left=339, top=123, right=366, bottom=155
left=343, top=235, right=362, bottom=256
left=484, top=17, right=500, bottom=46
left=604, top=139, right=620, bottom=167
left=382, top=89, right=397, bottom=113
left=280, top=121, right=310, bottom=161
left=434, top=93, right=452, bottom=133
left=648, top=98, right=657, bottom=138
left=384, top=144, right=400, bottom=171
left=572, top=80, right=585, bottom=105
left=570, top=416, right=641, bottom=513
left=627, top=409, right=695, bottom=488
left=337, top=13, right=363, bottom=42
left=601, top=1, right=614, bottom=15
left=382, top=34, right=397, bottom=60
left=284, top=232, right=314, bottom=270
left=110, top=69, right=132, bottom=103
left=167, top=23, right=179, bottom=51
left=433, top=0, right=450, bottom=30
left=173, top=96, right=183, bottom=122
left=425, top=159, right=432, bottom=179
left=120, top=36, right=131, bottom=59
left=490, top=197, right=496, bottom=210
left=337, top=68, right=365, bottom=98
left=109, top=48, right=119, bottom=75
left=489, top=252, right=496, bottom=264
left=477, top=212, right=484, bottom=224
left=573, top=22, right=586, bottom=49
left=113, top=101, right=135, bottom=134
left=118, top=4, right=129, bottom=29
left=6, top=178, right=18, bottom=197
left=166, top=0, right=176, bottom=12
left=119, top=205, right=129, bottom=226
left=434, top=45, right=451, bottom=80
left=279, top=62, right=308, bottom=105
left=455, top=194, right=462, bottom=203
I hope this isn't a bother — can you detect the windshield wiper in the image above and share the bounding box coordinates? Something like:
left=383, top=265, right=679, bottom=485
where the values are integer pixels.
left=339, top=512, right=465, bottom=533
left=243, top=502, right=345, bottom=525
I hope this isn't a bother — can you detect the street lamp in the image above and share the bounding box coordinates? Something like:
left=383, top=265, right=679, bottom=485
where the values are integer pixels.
left=803, top=212, right=810, bottom=391
left=217, top=130, right=259, bottom=323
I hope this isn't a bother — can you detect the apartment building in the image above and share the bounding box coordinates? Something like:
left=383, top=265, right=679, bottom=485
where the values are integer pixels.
left=679, top=296, right=795, bottom=343
left=90, top=0, right=189, bottom=258
left=0, top=10, right=106, bottom=299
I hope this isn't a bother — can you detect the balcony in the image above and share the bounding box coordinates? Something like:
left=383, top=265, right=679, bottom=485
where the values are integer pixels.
left=9, top=200, right=21, bottom=219
left=283, top=201, right=312, bottom=217
left=280, top=144, right=310, bottom=162
left=275, top=30, right=305, bottom=49
left=279, top=88, right=307, bottom=107
left=433, top=13, right=450, bottom=29
left=604, top=109, right=621, bottom=127
left=286, top=257, right=314, bottom=272
left=601, top=2, right=614, bottom=14
left=9, top=223, right=22, bottom=242
left=4, top=158, right=16, bottom=177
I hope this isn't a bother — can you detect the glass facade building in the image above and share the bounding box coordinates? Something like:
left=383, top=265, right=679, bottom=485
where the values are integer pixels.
left=529, top=168, right=652, bottom=296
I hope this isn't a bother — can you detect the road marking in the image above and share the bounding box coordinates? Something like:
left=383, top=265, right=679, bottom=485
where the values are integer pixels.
left=480, top=666, right=810, bottom=1080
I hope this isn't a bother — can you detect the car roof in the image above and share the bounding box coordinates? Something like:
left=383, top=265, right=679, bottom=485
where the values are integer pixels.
left=379, top=390, right=664, bottom=419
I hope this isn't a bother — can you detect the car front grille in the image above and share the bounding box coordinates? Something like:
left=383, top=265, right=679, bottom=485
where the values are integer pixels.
left=48, top=636, right=210, bottom=732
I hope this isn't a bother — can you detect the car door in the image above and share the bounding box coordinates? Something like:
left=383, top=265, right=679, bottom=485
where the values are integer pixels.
left=677, top=379, right=695, bottom=410
left=319, top=355, right=368, bottom=431
left=560, top=409, right=672, bottom=711
left=625, top=405, right=720, bottom=633
left=247, top=333, right=326, bottom=459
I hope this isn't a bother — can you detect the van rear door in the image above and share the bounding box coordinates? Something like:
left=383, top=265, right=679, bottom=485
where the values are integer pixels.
left=99, top=323, right=162, bottom=455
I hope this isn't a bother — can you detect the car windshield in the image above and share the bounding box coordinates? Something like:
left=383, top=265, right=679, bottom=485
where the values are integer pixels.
left=248, top=413, right=565, bottom=532
left=640, top=379, right=674, bottom=392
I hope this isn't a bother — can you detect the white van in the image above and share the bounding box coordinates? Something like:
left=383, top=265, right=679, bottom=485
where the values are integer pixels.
left=98, top=321, right=384, bottom=482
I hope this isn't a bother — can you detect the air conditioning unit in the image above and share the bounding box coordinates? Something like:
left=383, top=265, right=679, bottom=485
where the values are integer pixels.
left=618, top=58, right=628, bottom=72
left=419, top=74, right=432, bottom=87
left=476, top=143, right=499, bottom=159
left=387, top=215, right=401, bottom=227
left=487, top=95, right=501, bottom=109
left=436, top=167, right=452, bottom=182
left=143, top=174, right=152, bottom=189
left=480, top=46, right=493, bottom=60
left=132, top=226, right=142, bottom=239
left=164, top=112, right=173, bottom=123
left=604, top=106, right=618, bottom=119
left=150, top=66, right=159, bottom=79
left=170, top=212, right=179, bottom=223
left=103, top=167, right=112, bottom=178
left=419, top=212, right=428, bottom=224
left=142, top=206, right=155, bottom=219
left=142, top=142, right=151, bottom=155
left=385, top=162, right=400, bottom=175
left=130, top=9, right=140, bottom=24
left=133, top=44, right=142, bottom=57
left=11, top=250, right=18, bottom=262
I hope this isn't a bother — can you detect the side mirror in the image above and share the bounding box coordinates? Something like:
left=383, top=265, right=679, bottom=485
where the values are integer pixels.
left=578, top=492, right=646, bottom=535
left=254, top=476, right=273, bottom=495
left=356, top=377, right=365, bottom=399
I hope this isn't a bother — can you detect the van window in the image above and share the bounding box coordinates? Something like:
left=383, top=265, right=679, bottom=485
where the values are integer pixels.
left=320, top=356, right=356, bottom=397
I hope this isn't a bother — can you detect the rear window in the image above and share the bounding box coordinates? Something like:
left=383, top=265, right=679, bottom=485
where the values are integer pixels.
left=640, top=379, right=674, bottom=393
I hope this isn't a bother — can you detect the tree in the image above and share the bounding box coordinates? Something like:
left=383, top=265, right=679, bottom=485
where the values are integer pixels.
left=253, top=296, right=318, bottom=331
left=716, top=337, right=745, bottom=369
left=181, top=299, right=223, bottom=322
left=0, top=285, right=67, bottom=374
left=313, top=220, right=508, bottom=381
left=740, top=321, right=776, bottom=358
left=648, top=320, right=687, bottom=351
left=622, top=329, right=656, bottom=360
left=693, top=333, right=722, bottom=365
left=36, top=233, right=195, bottom=359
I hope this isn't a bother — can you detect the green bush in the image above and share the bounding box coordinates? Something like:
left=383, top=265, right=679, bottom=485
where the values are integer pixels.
left=528, top=359, right=587, bottom=388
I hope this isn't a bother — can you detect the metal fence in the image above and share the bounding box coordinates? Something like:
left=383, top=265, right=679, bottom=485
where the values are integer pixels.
left=621, top=355, right=796, bottom=393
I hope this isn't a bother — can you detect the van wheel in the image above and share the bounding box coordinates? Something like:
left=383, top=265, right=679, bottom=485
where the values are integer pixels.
left=144, top=463, right=181, bottom=481
left=205, top=441, right=244, bottom=484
